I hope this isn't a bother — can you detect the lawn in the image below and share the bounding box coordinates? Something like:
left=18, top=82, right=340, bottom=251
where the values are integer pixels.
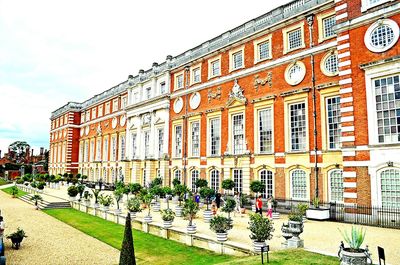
left=0, top=178, right=10, bottom=186
left=1, top=186, right=28, bottom=198
left=44, top=208, right=338, bottom=265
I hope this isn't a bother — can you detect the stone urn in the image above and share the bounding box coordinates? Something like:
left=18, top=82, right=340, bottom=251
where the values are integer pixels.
left=287, top=221, right=304, bottom=248
left=187, top=224, right=196, bottom=234
left=203, top=209, right=213, bottom=223
left=163, top=220, right=173, bottom=229
left=129, top=211, right=137, bottom=219
left=216, top=232, right=228, bottom=242
left=144, top=215, right=153, bottom=223
left=153, top=202, right=161, bottom=212
left=175, top=205, right=183, bottom=217
left=253, top=241, right=267, bottom=253
left=338, top=242, right=372, bottom=265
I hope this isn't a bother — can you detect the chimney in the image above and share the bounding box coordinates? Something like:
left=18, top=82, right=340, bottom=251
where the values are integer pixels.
left=31, top=149, right=34, bottom=157
left=40, top=147, right=44, bottom=155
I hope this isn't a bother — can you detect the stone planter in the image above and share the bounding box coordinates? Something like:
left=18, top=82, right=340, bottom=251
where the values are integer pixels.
left=287, top=221, right=304, bottom=248
left=69, top=196, right=77, bottom=202
left=153, top=202, right=161, bottom=212
left=114, top=209, right=122, bottom=215
left=253, top=241, right=266, bottom=253
left=216, top=232, right=228, bottom=242
left=203, top=209, right=213, bottom=223
left=102, top=206, right=109, bottom=211
left=187, top=224, right=196, bottom=234
left=172, top=196, right=179, bottom=204
left=163, top=220, right=173, bottom=229
left=199, top=202, right=204, bottom=208
left=272, top=212, right=280, bottom=219
left=339, top=248, right=371, bottom=265
left=129, top=211, right=137, bottom=219
left=85, top=200, right=91, bottom=207
left=175, top=205, right=183, bottom=217
left=144, top=215, right=153, bottom=223
left=306, top=207, right=330, bottom=220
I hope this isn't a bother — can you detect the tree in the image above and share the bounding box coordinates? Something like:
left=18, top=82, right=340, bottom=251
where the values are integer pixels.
left=195, top=179, right=208, bottom=190
left=128, top=183, right=142, bottom=197
left=119, top=212, right=136, bottom=265
left=8, top=141, right=30, bottom=163
left=222, top=179, right=235, bottom=195
left=222, top=197, right=236, bottom=220
left=199, top=187, right=215, bottom=210
left=250, top=180, right=264, bottom=198
left=114, top=188, right=124, bottom=210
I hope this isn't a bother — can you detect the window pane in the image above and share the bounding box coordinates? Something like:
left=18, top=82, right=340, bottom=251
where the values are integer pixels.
left=329, top=170, right=343, bottom=202
left=259, top=109, right=273, bottom=153
left=258, top=41, right=270, bottom=60
left=210, top=118, right=220, bottom=156
left=381, top=169, right=400, bottom=208
left=327, top=96, right=341, bottom=149
left=371, top=24, right=394, bottom=49
left=323, top=16, right=336, bottom=38
left=324, top=54, right=338, bottom=74
left=291, top=169, right=307, bottom=200
left=158, top=129, right=164, bottom=157
left=210, top=170, right=220, bottom=191
left=191, top=170, right=199, bottom=192
left=290, top=103, right=307, bottom=151
left=233, top=169, right=243, bottom=193
left=191, top=122, right=200, bottom=156
left=260, top=170, right=273, bottom=199
left=233, top=51, right=243, bottom=69
left=233, top=114, right=244, bottom=154
left=175, top=126, right=182, bottom=156
left=288, top=28, right=302, bottom=50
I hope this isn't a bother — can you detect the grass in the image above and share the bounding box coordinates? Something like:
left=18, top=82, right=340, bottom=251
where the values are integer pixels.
left=43, top=209, right=339, bottom=265
left=1, top=186, right=28, bottom=198
left=0, top=178, right=10, bottom=186
left=44, top=208, right=234, bottom=265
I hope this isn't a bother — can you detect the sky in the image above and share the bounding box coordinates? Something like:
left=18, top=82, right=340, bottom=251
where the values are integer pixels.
left=0, top=0, right=292, bottom=155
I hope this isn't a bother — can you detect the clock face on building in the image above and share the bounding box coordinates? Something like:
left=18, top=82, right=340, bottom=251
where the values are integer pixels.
left=112, top=117, right=118, bottom=129
left=85, top=125, right=90, bottom=136
left=190, top=92, right=201, bottom=110
left=173, top=97, right=183, bottom=113
left=120, top=115, right=126, bottom=126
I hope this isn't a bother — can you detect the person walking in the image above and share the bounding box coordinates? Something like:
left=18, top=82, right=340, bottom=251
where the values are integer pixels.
left=0, top=216, right=5, bottom=242
left=266, top=197, right=273, bottom=219
left=215, top=191, right=222, bottom=211
left=255, top=195, right=263, bottom=215
left=234, top=192, right=241, bottom=216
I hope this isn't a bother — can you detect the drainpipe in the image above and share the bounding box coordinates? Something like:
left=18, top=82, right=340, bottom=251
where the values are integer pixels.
left=306, top=14, right=319, bottom=200
left=183, top=66, right=190, bottom=186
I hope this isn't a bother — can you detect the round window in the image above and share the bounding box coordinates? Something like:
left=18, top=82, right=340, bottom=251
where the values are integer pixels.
left=285, top=61, right=306, bottom=86
left=189, top=92, right=201, bottom=110
left=321, top=51, right=338, bottom=77
left=173, top=97, right=183, bottom=113
left=365, top=19, right=399, bottom=53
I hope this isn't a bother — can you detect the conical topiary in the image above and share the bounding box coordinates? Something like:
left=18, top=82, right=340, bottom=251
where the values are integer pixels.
left=119, top=212, right=136, bottom=265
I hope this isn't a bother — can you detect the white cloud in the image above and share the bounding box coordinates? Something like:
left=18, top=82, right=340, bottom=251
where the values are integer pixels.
left=0, top=0, right=291, bottom=154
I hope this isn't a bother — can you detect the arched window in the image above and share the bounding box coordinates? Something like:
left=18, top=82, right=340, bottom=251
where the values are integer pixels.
left=290, top=169, right=307, bottom=200
left=111, top=168, right=116, bottom=184
left=191, top=170, right=199, bottom=192
left=260, top=170, right=273, bottom=199
left=210, top=170, right=220, bottom=192
left=380, top=168, right=400, bottom=208
left=329, top=169, right=343, bottom=202
left=174, top=170, right=181, bottom=182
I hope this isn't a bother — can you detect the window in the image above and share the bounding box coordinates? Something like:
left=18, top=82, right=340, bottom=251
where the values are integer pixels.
left=145, top=87, right=151, bottom=99
left=112, top=99, right=119, bottom=112
left=120, top=135, right=125, bottom=160
left=364, top=19, right=399, bottom=53
left=380, top=168, right=400, bottom=208
left=160, top=82, right=166, bottom=94
left=259, top=109, right=273, bottom=153
left=210, top=59, right=220, bottom=78
left=210, top=118, right=220, bottom=156
left=111, top=136, right=117, bottom=161
left=210, top=170, right=220, bottom=191
left=90, top=141, right=94, bottom=162
left=192, top=67, right=201, bottom=83
left=103, top=138, right=108, bottom=161
left=111, top=168, right=116, bottom=183
left=232, top=50, right=243, bottom=70
left=289, top=102, right=307, bottom=151
left=79, top=143, right=84, bottom=163
left=323, top=15, right=336, bottom=39
left=329, top=170, right=343, bottom=202
left=85, top=111, right=90, bottom=122
left=374, top=75, right=400, bottom=143
left=175, top=125, right=182, bottom=157
left=131, top=133, right=137, bottom=159
left=191, top=170, right=199, bottom=192
left=321, top=52, right=339, bottom=76
left=362, top=0, right=394, bottom=12
left=233, top=169, right=243, bottom=193
left=176, top=74, right=184, bottom=89
left=327, top=96, right=341, bottom=149
left=291, top=169, right=307, bottom=200
left=105, top=102, right=110, bottom=114
left=122, top=97, right=127, bottom=108
left=92, top=108, right=97, bottom=119
left=260, top=170, right=273, bottom=199
left=143, top=169, right=147, bottom=186
left=191, top=122, right=200, bottom=157
left=258, top=41, right=270, bottom=61
left=133, top=92, right=139, bottom=103
left=144, top=131, right=150, bottom=158
left=174, top=170, right=181, bottom=182
left=158, top=128, right=164, bottom=157
left=96, top=139, right=101, bottom=161
left=98, top=105, right=103, bottom=117
left=232, top=114, right=244, bottom=154
left=288, top=28, right=302, bottom=50
left=285, top=62, right=306, bottom=86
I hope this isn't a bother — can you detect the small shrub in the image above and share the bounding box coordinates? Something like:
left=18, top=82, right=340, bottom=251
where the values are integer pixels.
left=210, top=215, right=232, bottom=233
left=67, top=185, right=79, bottom=197
left=99, top=194, right=114, bottom=207
left=339, top=226, right=366, bottom=251
left=11, top=186, right=19, bottom=197
left=160, top=208, right=175, bottom=222
left=248, top=213, right=274, bottom=242
left=297, top=203, right=309, bottom=216
left=127, top=197, right=142, bottom=213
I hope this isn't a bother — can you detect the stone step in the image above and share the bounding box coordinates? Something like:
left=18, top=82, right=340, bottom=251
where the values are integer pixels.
left=18, top=194, right=71, bottom=210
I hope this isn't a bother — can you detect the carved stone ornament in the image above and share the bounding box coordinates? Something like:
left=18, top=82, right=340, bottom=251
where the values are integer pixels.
left=142, top=113, right=151, bottom=126
left=226, top=79, right=247, bottom=106
left=96, top=124, right=102, bottom=136
left=207, top=87, right=221, bottom=103
left=254, top=72, right=272, bottom=92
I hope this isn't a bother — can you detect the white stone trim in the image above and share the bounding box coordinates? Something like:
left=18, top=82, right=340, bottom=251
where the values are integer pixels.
left=364, top=18, right=400, bottom=53
left=338, top=60, right=351, bottom=67
left=343, top=182, right=357, bottom=188
left=340, top=106, right=353, bottom=113
left=339, top=69, right=352, bottom=76
left=335, top=3, right=347, bottom=11
left=341, top=126, right=354, bottom=132
left=343, top=192, right=357, bottom=199
left=339, top=78, right=352, bottom=85
left=343, top=171, right=357, bottom=178
left=342, top=150, right=356, bottom=157
left=343, top=161, right=370, bottom=167
left=340, top=97, right=353, bottom=103
left=337, top=34, right=349, bottom=42
left=336, top=12, right=348, bottom=21
left=337, top=43, right=350, bottom=51
left=338, top=51, right=350, bottom=59
left=340, top=87, right=352, bottom=94
left=341, top=136, right=355, bottom=142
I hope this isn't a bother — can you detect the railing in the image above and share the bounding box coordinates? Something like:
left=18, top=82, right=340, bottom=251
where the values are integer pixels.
left=271, top=198, right=400, bottom=229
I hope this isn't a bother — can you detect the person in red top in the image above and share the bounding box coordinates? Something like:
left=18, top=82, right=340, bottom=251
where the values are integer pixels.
left=255, top=195, right=263, bottom=215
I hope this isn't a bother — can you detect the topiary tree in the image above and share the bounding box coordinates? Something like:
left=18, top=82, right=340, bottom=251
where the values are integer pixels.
left=173, top=184, right=189, bottom=206
left=195, top=179, right=208, bottom=190
left=128, top=183, right=142, bottom=197
left=172, top=178, right=181, bottom=187
left=119, top=212, right=136, bottom=265
left=77, top=184, right=86, bottom=202
left=150, top=177, right=162, bottom=189
left=250, top=180, right=264, bottom=198
left=114, top=187, right=124, bottom=210
left=199, top=187, right=215, bottom=210
left=150, top=185, right=165, bottom=203
left=183, top=198, right=199, bottom=227
left=222, top=179, right=235, bottom=196
left=222, top=197, right=236, bottom=220
left=163, top=186, right=173, bottom=209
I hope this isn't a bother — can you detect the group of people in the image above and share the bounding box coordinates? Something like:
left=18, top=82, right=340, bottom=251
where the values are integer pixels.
left=256, top=195, right=273, bottom=219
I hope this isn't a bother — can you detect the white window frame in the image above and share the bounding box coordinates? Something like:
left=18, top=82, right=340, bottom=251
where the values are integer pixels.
left=190, top=121, right=200, bottom=157
left=175, top=71, right=184, bottom=90
left=210, top=169, right=220, bottom=191
left=229, top=46, right=244, bottom=72
left=208, top=117, right=221, bottom=156
left=290, top=169, right=308, bottom=201
left=111, top=136, right=117, bottom=161
left=143, top=130, right=150, bottom=158
left=105, top=102, right=111, bottom=115
left=260, top=169, right=274, bottom=199
left=159, top=82, right=166, bottom=95
left=112, top=98, right=119, bottom=112
left=254, top=35, right=272, bottom=64
left=377, top=167, right=400, bottom=208
left=190, top=63, right=202, bottom=85
left=288, top=101, right=308, bottom=152
left=320, top=51, right=339, bottom=77
left=326, top=96, right=341, bottom=150
left=157, top=128, right=164, bottom=158
left=174, top=170, right=181, bottom=182
left=233, top=169, right=243, bottom=194
left=103, top=137, right=108, bottom=161
left=131, top=132, right=137, bottom=159
left=98, top=105, right=103, bottom=117
left=208, top=55, right=222, bottom=79
left=328, top=169, right=344, bottom=203
left=191, top=169, right=199, bottom=192
left=257, top=108, right=273, bottom=154
left=232, top=113, right=245, bottom=155
left=119, top=134, right=125, bottom=160
left=364, top=19, right=399, bottom=53
left=285, top=61, right=306, bottom=86
left=317, top=11, right=336, bottom=43
left=283, top=22, right=305, bottom=54
left=96, top=138, right=102, bottom=161
left=361, top=0, right=394, bottom=12
left=174, top=124, right=183, bottom=158
left=145, top=87, right=151, bottom=99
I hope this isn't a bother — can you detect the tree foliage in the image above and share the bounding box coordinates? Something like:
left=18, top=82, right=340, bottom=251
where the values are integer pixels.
left=119, top=212, right=136, bottom=265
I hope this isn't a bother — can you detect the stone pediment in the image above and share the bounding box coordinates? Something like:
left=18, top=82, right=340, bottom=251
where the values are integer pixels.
left=226, top=79, right=247, bottom=108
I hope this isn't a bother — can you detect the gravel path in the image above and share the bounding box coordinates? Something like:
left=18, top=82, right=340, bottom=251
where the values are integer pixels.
left=0, top=190, right=119, bottom=265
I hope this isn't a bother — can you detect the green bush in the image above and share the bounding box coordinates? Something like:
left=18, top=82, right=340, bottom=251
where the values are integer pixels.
left=339, top=226, right=366, bottom=250
left=250, top=180, right=264, bottom=196
left=248, top=213, right=274, bottom=242
left=199, top=187, right=215, bottom=210
left=222, top=197, right=236, bottom=219
left=67, top=185, right=79, bottom=197
left=195, top=179, right=208, bottom=189
left=127, top=197, right=142, bottom=213
left=99, top=194, right=114, bottom=207
left=210, top=215, right=232, bottom=233
left=11, top=186, right=19, bottom=197
left=172, top=178, right=181, bottom=187
left=160, top=208, right=175, bottom=222
left=221, top=179, right=234, bottom=192
left=183, top=199, right=199, bottom=226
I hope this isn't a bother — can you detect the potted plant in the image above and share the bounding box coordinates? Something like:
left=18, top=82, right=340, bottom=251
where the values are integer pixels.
left=195, top=179, right=208, bottom=206
left=67, top=185, right=79, bottom=201
left=83, top=190, right=93, bottom=206
left=160, top=208, right=175, bottom=229
left=200, top=187, right=215, bottom=222
left=127, top=197, right=142, bottom=219
left=142, top=193, right=153, bottom=223
left=99, top=194, right=113, bottom=211
left=172, top=178, right=181, bottom=203
left=250, top=180, right=264, bottom=211
left=239, top=193, right=250, bottom=214
left=37, top=181, right=45, bottom=193
left=150, top=185, right=164, bottom=212
left=222, top=197, right=236, bottom=220
left=149, top=177, right=162, bottom=188
left=7, top=228, right=27, bottom=249
left=338, top=226, right=371, bottom=265
left=221, top=179, right=234, bottom=196
left=76, top=183, right=86, bottom=202
left=248, top=213, right=274, bottom=252
left=114, top=187, right=124, bottom=214
left=30, top=194, right=43, bottom=210
left=10, top=186, right=19, bottom=198
left=183, top=198, right=199, bottom=234
left=210, top=215, right=233, bottom=242
left=173, top=184, right=188, bottom=217
left=297, top=203, right=309, bottom=222
left=91, top=188, right=101, bottom=208
left=286, top=208, right=304, bottom=248
left=128, top=183, right=142, bottom=198
left=162, top=186, right=173, bottom=208
left=306, top=197, right=330, bottom=220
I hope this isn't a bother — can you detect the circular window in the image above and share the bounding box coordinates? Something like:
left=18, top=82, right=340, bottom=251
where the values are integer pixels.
left=80, top=128, right=84, bottom=137
left=173, top=97, right=183, bottom=113
left=189, top=92, right=201, bottom=110
left=112, top=117, right=118, bottom=129
left=321, top=51, right=338, bottom=77
left=285, top=61, right=306, bottom=86
left=120, top=115, right=126, bottom=126
left=364, top=19, right=399, bottom=53
left=85, top=125, right=90, bottom=136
